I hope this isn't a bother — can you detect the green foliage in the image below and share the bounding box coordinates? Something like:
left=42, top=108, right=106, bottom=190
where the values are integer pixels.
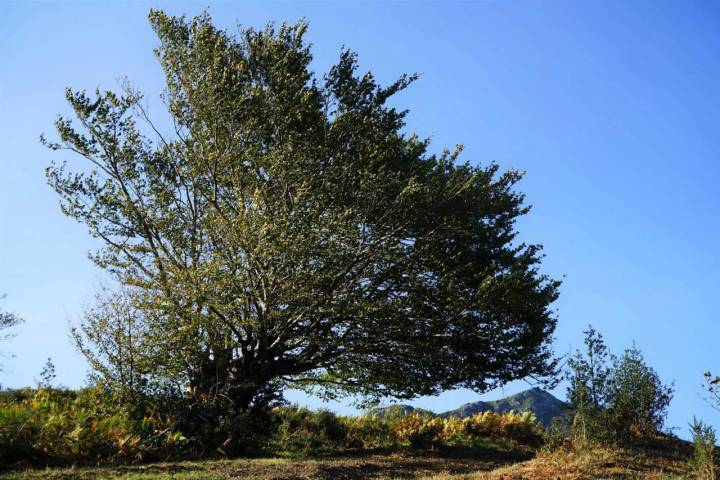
left=542, top=414, right=574, bottom=451
left=43, top=9, right=560, bottom=421
left=392, top=413, right=444, bottom=449
left=271, top=407, right=348, bottom=456
left=565, top=325, right=613, bottom=445
left=0, top=391, right=543, bottom=466
left=605, top=345, right=673, bottom=437
left=0, top=388, right=186, bottom=465
left=36, top=358, right=56, bottom=389
left=564, top=326, right=673, bottom=445
left=688, top=417, right=717, bottom=480
left=341, top=414, right=395, bottom=450
left=567, top=326, right=610, bottom=413
left=71, top=286, right=174, bottom=406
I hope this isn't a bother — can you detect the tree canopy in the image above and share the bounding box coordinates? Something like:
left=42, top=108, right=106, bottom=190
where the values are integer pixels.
left=44, top=10, right=560, bottom=415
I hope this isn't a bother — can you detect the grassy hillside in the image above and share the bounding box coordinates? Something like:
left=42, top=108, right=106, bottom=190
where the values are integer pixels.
left=479, top=436, right=693, bottom=480
left=1, top=436, right=700, bottom=479
left=0, top=453, right=518, bottom=480
left=1, top=389, right=713, bottom=479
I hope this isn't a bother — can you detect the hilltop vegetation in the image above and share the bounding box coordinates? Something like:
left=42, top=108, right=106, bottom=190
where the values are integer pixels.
left=16, top=6, right=567, bottom=467
left=42, top=7, right=560, bottom=446
left=1, top=7, right=718, bottom=480
left=0, top=438, right=701, bottom=479
left=0, top=386, right=540, bottom=466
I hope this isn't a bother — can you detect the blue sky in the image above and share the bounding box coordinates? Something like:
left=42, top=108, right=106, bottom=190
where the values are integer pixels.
left=1, top=0, right=719, bottom=437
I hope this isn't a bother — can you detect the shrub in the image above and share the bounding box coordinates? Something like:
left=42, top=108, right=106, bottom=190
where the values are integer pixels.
left=498, top=411, right=542, bottom=445
left=0, top=388, right=186, bottom=465
left=464, top=410, right=541, bottom=446
left=389, top=410, right=541, bottom=450
left=565, top=326, right=673, bottom=445
left=605, top=345, right=673, bottom=437
left=689, top=417, right=717, bottom=480
left=542, top=414, right=573, bottom=451
left=0, top=392, right=544, bottom=464
left=341, top=414, right=396, bottom=450
left=565, top=325, right=614, bottom=444
left=271, top=407, right=348, bottom=456
left=391, top=413, right=444, bottom=449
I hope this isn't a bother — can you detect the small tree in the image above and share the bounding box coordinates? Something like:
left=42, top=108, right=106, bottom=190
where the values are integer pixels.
left=565, top=326, right=674, bottom=443
left=567, top=326, right=611, bottom=408
left=606, top=345, right=673, bottom=437
left=566, top=326, right=612, bottom=443
left=36, top=357, right=56, bottom=389
left=688, top=417, right=717, bottom=480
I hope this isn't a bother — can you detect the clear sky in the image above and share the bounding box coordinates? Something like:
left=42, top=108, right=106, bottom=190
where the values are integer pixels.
left=1, top=0, right=719, bottom=438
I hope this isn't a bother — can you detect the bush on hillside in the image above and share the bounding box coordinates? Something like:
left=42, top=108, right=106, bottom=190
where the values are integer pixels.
left=271, top=407, right=348, bottom=456
left=565, top=326, right=674, bottom=446
left=0, top=388, right=186, bottom=465
left=688, top=417, right=718, bottom=480
left=605, top=345, right=673, bottom=437
left=392, top=413, right=445, bottom=449
left=0, top=391, right=543, bottom=465
left=390, top=410, right=542, bottom=450
left=341, top=414, right=396, bottom=450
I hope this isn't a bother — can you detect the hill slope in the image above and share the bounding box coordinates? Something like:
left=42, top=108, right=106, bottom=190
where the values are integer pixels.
left=366, top=404, right=434, bottom=418
left=4, top=438, right=693, bottom=479
left=442, top=387, right=569, bottom=427
left=370, top=388, right=569, bottom=427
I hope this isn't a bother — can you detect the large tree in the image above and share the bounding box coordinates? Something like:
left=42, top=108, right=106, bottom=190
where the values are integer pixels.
left=45, top=11, right=560, bottom=416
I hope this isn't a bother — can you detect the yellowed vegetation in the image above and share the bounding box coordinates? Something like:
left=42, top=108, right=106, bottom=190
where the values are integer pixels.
left=4, top=440, right=698, bottom=480
left=388, top=411, right=541, bottom=449
left=423, top=437, right=693, bottom=480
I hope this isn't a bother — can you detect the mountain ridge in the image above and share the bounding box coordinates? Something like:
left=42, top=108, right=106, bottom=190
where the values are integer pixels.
left=369, top=387, right=569, bottom=427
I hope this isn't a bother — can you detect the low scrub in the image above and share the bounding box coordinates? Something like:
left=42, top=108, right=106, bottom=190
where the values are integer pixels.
left=271, top=407, right=349, bottom=455
left=0, top=388, right=186, bottom=465
left=270, top=407, right=541, bottom=455
left=688, top=417, right=718, bottom=480
left=564, top=326, right=674, bottom=447
left=0, top=390, right=542, bottom=465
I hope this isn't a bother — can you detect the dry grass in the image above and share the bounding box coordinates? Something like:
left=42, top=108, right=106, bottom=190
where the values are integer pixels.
left=1, top=436, right=698, bottom=480
left=0, top=453, right=513, bottom=480
left=475, top=446, right=686, bottom=479
left=423, top=435, right=693, bottom=480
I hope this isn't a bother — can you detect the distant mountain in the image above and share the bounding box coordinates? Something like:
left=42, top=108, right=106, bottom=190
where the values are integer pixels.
left=439, top=400, right=493, bottom=418
left=367, top=404, right=434, bottom=418
left=441, top=387, right=569, bottom=427
left=366, top=388, right=569, bottom=427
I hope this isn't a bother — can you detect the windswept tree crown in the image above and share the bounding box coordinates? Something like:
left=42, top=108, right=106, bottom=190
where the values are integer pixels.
left=45, top=10, right=560, bottom=410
